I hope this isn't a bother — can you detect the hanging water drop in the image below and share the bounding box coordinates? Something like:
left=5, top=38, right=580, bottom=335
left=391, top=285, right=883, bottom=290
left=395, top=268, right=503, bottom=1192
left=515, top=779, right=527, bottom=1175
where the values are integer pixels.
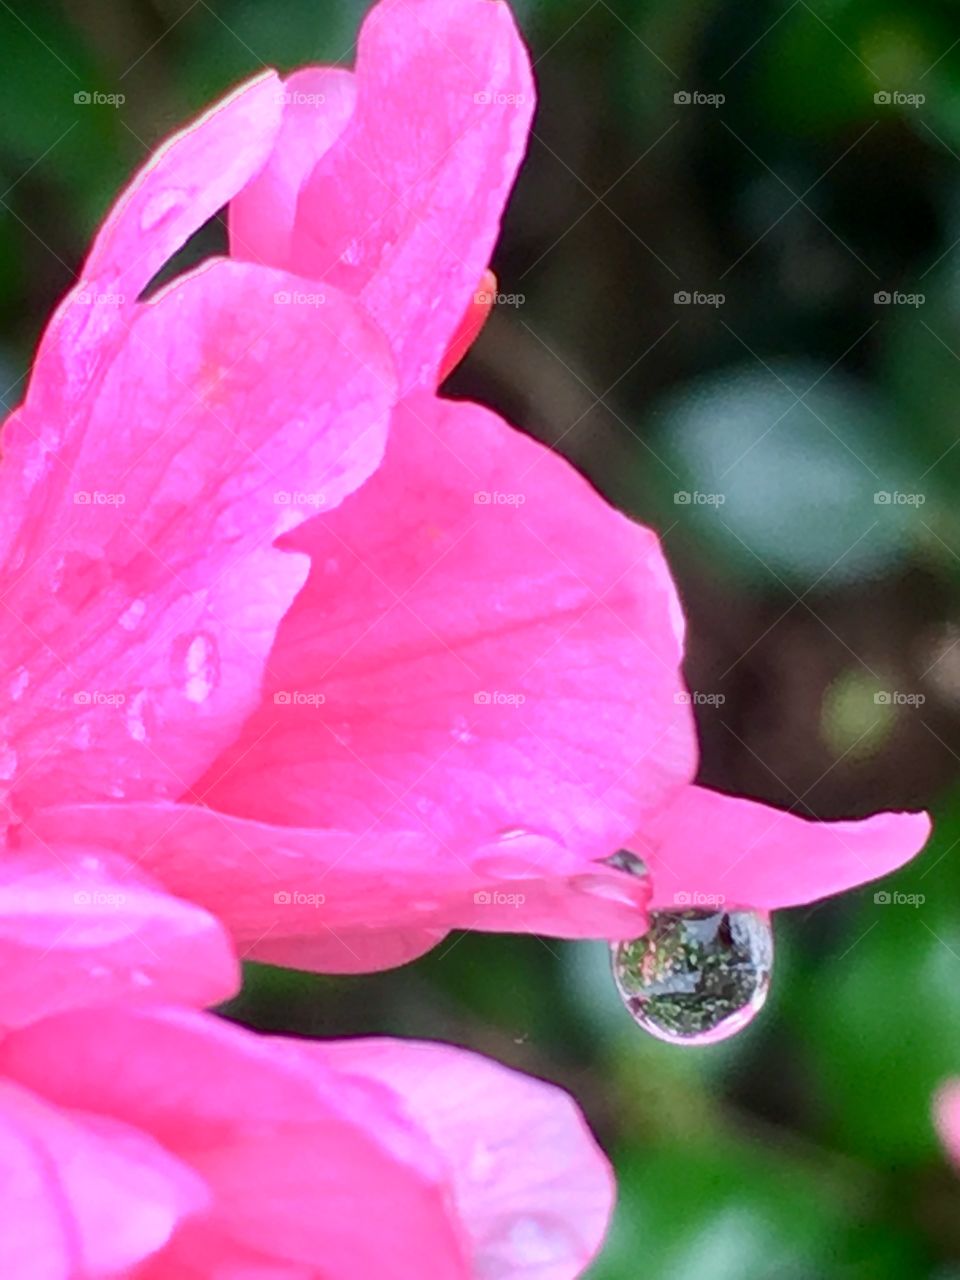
left=611, top=907, right=773, bottom=1046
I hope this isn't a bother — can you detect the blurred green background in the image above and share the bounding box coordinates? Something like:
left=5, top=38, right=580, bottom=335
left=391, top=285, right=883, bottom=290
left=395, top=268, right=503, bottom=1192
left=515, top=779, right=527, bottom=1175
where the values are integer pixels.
left=6, top=0, right=960, bottom=1274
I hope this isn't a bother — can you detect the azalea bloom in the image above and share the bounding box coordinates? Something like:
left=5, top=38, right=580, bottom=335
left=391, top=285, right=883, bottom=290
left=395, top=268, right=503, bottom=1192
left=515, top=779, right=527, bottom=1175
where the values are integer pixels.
left=3, top=0, right=930, bottom=983
left=0, top=848, right=611, bottom=1277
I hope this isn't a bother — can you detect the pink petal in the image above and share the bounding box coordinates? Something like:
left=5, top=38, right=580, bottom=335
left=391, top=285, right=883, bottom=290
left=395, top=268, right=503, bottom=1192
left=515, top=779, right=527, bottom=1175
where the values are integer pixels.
left=934, top=1079, right=960, bottom=1167
left=24, top=71, right=285, bottom=426
left=0, top=1077, right=208, bottom=1278
left=0, top=846, right=238, bottom=1026
left=26, top=387, right=688, bottom=968
left=203, top=392, right=694, bottom=859
left=1, top=259, right=394, bottom=812
left=24, top=803, right=653, bottom=973
left=286, top=0, right=535, bottom=392
left=634, top=784, right=932, bottom=911
left=229, top=68, right=357, bottom=266
left=317, top=1038, right=614, bottom=1279
left=84, top=70, right=283, bottom=301
left=0, top=1008, right=469, bottom=1278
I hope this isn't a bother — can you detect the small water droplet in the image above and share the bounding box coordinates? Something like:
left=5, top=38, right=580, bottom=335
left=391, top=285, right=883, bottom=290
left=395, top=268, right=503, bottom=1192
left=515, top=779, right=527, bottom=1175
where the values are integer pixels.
left=88, top=964, right=110, bottom=980
left=450, top=714, right=475, bottom=745
left=118, top=598, right=146, bottom=632
left=180, top=632, right=219, bottom=704
left=129, top=968, right=152, bottom=989
left=9, top=667, right=29, bottom=702
left=0, top=747, right=17, bottom=781
left=340, top=238, right=362, bottom=266
left=74, top=724, right=92, bottom=749
left=126, top=690, right=148, bottom=743
left=477, top=1213, right=578, bottom=1275
left=466, top=1140, right=496, bottom=1183
left=474, top=828, right=566, bottom=881
left=575, top=875, right=641, bottom=907
left=140, top=189, right=186, bottom=231
left=602, top=849, right=648, bottom=877
left=612, top=908, right=773, bottom=1046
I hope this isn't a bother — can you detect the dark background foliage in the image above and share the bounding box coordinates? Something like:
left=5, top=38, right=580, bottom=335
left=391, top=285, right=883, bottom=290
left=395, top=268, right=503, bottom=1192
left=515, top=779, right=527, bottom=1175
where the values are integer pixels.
left=4, top=0, right=960, bottom=1273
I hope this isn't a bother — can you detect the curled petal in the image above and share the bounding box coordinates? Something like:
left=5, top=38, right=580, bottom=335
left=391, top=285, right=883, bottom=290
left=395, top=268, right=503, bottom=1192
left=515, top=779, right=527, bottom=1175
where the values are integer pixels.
left=287, top=0, right=535, bottom=391
left=633, top=784, right=932, bottom=911
left=314, top=1039, right=614, bottom=1279
left=229, top=67, right=357, bottom=266
left=202, top=392, right=695, bottom=864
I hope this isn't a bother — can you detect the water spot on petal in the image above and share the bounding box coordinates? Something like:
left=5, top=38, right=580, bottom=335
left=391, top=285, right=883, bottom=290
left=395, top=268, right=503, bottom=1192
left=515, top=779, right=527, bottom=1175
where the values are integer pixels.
left=450, top=715, right=476, bottom=745
left=8, top=667, right=29, bottom=702
left=574, top=875, right=642, bottom=907
left=477, top=1213, right=579, bottom=1276
left=140, top=189, right=187, bottom=231
left=0, top=747, right=17, bottom=781
left=126, top=690, right=149, bottom=743
left=118, top=598, right=146, bottom=632
left=173, top=631, right=220, bottom=704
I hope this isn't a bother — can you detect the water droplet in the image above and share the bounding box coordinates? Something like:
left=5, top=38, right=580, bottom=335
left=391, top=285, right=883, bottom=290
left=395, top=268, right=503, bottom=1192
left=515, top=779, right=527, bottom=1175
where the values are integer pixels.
left=450, top=714, right=475, bottom=745
left=575, top=875, right=641, bottom=907
left=118, top=598, right=146, bottom=632
left=601, top=849, right=648, bottom=877
left=473, top=828, right=566, bottom=881
left=129, top=968, right=152, bottom=989
left=74, top=724, right=92, bottom=749
left=477, top=1213, right=578, bottom=1275
left=8, top=667, right=29, bottom=702
left=340, top=238, right=362, bottom=266
left=140, top=189, right=186, bottom=231
left=611, top=908, right=773, bottom=1046
left=126, top=689, right=148, bottom=743
left=0, top=747, right=18, bottom=781
left=466, top=1140, right=496, bottom=1183
left=180, top=632, right=219, bottom=704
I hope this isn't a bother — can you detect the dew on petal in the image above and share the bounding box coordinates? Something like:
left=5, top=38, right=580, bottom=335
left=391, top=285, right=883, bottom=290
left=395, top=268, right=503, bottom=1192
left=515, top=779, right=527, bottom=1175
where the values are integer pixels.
left=0, top=747, right=18, bottom=781
left=450, top=714, right=476, bottom=745
left=117, top=598, right=146, bottom=632
left=126, top=690, right=149, bottom=743
left=140, top=189, right=187, bottom=231
left=574, top=875, right=641, bottom=908
left=601, top=849, right=648, bottom=877
left=611, top=908, right=773, bottom=1046
left=478, top=1213, right=580, bottom=1275
left=474, top=828, right=563, bottom=881
left=178, top=632, right=220, bottom=704
left=8, top=667, right=29, bottom=702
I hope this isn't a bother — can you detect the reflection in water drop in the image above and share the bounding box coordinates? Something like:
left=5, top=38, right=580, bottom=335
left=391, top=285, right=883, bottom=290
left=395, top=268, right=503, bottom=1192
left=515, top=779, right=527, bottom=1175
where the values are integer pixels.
left=601, top=849, right=648, bottom=877
left=611, top=908, right=773, bottom=1045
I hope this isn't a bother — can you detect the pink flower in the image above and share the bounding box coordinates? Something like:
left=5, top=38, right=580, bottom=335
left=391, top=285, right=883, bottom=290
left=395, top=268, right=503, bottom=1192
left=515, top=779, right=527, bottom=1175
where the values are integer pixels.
left=0, top=850, right=612, bottom=1277
left=3, top=0, right=930, bottom=981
